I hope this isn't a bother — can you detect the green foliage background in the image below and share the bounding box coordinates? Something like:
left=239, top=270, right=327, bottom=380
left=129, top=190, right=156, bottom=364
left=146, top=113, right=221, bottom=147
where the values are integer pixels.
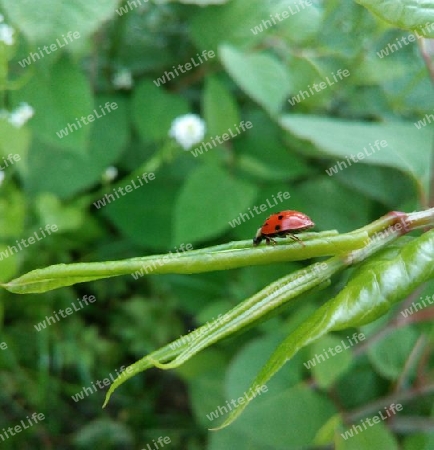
left=0, top=0, right=433, bottom=448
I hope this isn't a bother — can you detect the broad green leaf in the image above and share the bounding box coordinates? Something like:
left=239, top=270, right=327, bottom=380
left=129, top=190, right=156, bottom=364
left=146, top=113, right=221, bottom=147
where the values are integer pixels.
left=190, top=0, right=273, bottom=51
left=230, top=385, right=336, bottom=449
left=234, top=110, right=312, bottom=182
left=219, top=45, right=290, bottom=115
left=103, top=176, right=178, bottom=250
left=22, top=95, right=127, bottom=199
left=356, top=0, right=434, bottom=37
left=0, top=119, right=30, bottom=170
left=333, top=164, right=416, bottom=208
left=403, top=432, right=434, bottom=450
left=34, top=193, right=85, bottom=232
left=215, top=229, right=434, bottom=428
left=280, top=115, right=432, bottom=193
left=0, top=184, right=26, bottom=238
left=289, top=177, right=371, bottom=233
left=1, top=0, right=119, bottom=43
left=163, top=0, right=228, bottom=3
left=173, top=164, right=258, bottom=243
left=208, top=427, right=279, bottom=450
left=132, top=80, right=189, bottom=143
left=336, top=420, right=399, bottom=450
left=203, top=76, right=240, bottom=137
left=279, top=0, right=323, bottom=43
left=336, top=364, right=388, bottom=410
left=0, top=244, right=19, bottom=282
left=225, top=335, right=302, bottom=399
left=308, top=334, right=355, bottom=389
left=11, top=57, right=93, bottom=152
left=367, top=326, right=420, bottom=380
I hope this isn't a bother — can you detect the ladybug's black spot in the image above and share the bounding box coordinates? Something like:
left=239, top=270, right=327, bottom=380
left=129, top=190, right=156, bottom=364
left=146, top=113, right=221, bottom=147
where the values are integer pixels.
left=278, top=215, right=284, bottom=220
left=274, top=225, right=281, bottom=231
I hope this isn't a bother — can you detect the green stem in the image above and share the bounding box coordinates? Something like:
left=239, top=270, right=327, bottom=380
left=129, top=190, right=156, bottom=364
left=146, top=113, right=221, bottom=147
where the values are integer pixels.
left=3, top=209, right=434, bottom=295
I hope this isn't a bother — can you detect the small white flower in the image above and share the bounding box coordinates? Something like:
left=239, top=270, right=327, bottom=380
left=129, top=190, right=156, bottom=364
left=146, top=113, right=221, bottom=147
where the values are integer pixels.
left=8, top=102, right=34, bottom=127
left=102, top=166, right=118, bottom=182
left=169, top=114, right=206, bottom=150
left=0, top=171, right=5, bottom=186
left=112, top=69, right=133, bottom=90
left=0, top=23, right=14, bottom=46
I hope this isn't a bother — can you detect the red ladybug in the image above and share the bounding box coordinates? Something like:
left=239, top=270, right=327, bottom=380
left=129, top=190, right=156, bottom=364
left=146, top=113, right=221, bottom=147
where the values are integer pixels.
left=253, top=210, right=314, bottom=246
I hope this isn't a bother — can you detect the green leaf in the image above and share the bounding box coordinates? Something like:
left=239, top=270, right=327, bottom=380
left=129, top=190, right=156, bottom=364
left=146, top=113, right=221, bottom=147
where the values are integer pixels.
left=0, top=119, right=30, bottom=169
left=12, top=57, right=93, bottom=152
left=171, top=0, right=228, bottom=4
left=103, top=176, right=178, bottom=250
left=216, top=229, right=434, bottom=428
left=336, top=420, right=399, bottom=450
left=231, top=385, right=336, bottom=449
left=278, top=0, right=323, bottom=43
left=190, top=0, right=272, bottom=51
left=356, top=0, right=434, bottom=37
left=280, top=115, right=432, bottom=193
left=219, top=45, right=290, bottom=115
left=0, top=184, right=26, bottom=238
left=23, top=95, right=128, bottom=199
left=173, top=164, right=258, bottom=243
left=132, top=80, right=189, bottom=144
left=308, top=334, right=355, bottom=389
left=34, top=193, right=85, bottom=232
left=1, top=0, right=119, bottom=43
left=333, top=165, right=416, bottom=208
left=0, top=244, right=19, bottom=282
left=235, top=110, right=312, bottom=182
left=289, top=177, right=371, bottom=233
left=203, top=76, right=240, bottom=137
left=367, top=326, right=420, bottom=380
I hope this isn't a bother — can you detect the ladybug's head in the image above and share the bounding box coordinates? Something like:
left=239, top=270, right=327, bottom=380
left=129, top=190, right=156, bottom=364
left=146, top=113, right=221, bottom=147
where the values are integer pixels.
left=253, top=228, right=263, bottom=246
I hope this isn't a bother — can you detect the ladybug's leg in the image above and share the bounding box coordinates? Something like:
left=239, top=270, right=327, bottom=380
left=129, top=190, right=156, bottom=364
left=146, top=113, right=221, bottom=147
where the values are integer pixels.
left=288, top=233, right=305, bottom=247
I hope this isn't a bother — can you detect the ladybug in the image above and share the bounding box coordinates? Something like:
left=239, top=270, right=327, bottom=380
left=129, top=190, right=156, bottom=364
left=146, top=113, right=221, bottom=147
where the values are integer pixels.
left=253, top=210, right=314, bottom=246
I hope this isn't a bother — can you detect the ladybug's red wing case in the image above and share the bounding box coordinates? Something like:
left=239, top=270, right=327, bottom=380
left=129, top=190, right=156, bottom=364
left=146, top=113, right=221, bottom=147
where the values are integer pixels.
left=253, top=210, right=314, bottom=246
